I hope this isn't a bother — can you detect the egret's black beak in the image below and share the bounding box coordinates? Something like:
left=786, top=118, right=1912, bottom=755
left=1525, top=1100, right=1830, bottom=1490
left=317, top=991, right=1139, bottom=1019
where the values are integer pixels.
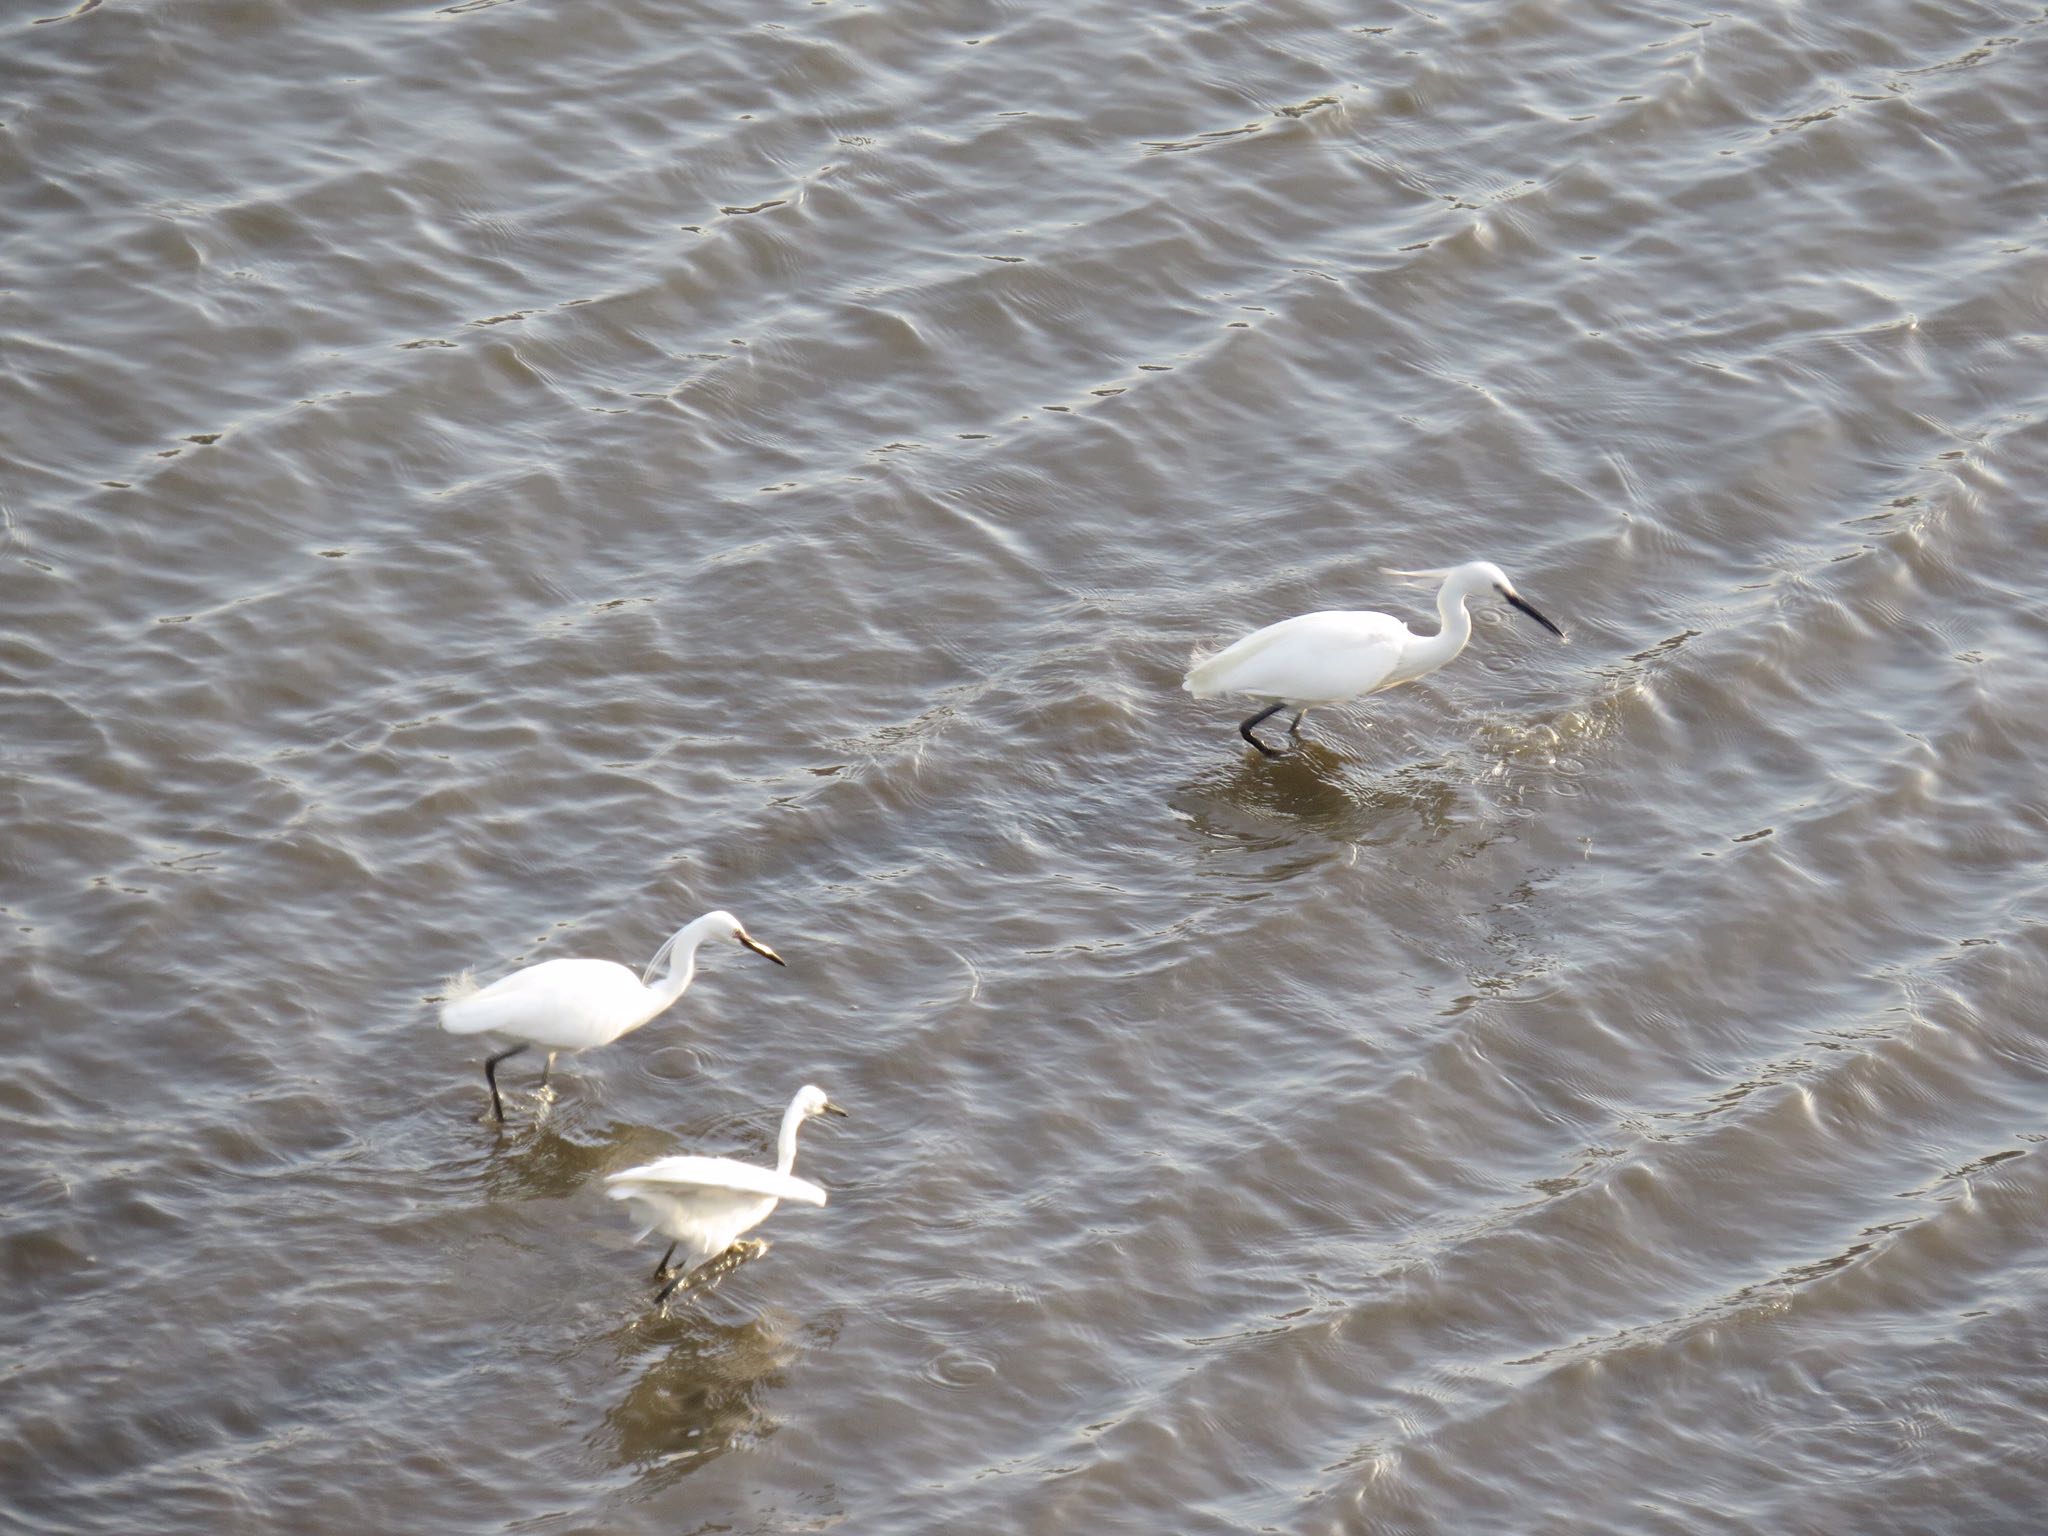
left=1502, top=589, right=1566, bottom=640
left=737, top=932, right=787, bottom=966
left=821, top=1100, right=850, bottom=1118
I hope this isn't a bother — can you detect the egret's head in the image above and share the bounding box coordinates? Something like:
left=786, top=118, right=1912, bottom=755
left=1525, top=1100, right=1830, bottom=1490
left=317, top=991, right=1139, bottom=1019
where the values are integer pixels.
left=794, top=1084, right=849, bottom=1120
left=1384, top=560, right=1503, bottom=595
left=708, top=909, right=785, bottom=966
left=1469, top=559, right=1512, bottom=591
left=1383, top=561, right=1566, bottom=639
left=1443, top=559, right=1518, bottom=598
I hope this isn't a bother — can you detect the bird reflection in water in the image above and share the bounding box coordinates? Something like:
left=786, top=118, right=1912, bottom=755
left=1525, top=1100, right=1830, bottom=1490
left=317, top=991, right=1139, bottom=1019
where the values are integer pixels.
left=1172, top=741, right=1466, bottom=851
left=596, top=1304, right=815, bottom=1486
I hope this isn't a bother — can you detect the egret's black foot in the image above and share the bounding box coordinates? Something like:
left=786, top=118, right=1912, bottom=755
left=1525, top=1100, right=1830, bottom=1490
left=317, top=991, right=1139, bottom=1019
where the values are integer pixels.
left=649, top=1242, right=678, bottom=1283
left=1239, top=701, right=1291, bottom=758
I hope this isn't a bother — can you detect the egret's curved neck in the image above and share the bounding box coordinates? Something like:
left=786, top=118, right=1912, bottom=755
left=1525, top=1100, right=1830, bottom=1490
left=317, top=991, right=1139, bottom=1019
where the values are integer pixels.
left=651, top=915, right=724, bottom=1000
left=1406, top=576, right=1477, bottom=674
left=775, top=1097, right=810, bottom=1176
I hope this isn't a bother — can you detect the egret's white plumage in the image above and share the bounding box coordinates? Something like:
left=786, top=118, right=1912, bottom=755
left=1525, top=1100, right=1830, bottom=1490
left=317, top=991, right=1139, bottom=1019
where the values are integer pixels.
left=1185, top=610, right=1411, bottom=703
left=439, top=909, right=785, bottom=1122
left=1184, top=560, right=1565, bottom=755
left=606, top=1084, right=847, bottom=1303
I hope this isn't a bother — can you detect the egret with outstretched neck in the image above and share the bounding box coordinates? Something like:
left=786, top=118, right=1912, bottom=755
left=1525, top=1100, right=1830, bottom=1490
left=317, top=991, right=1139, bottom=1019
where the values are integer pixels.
left=1183, top=561, right=1566, bottom=756
left=439, top=910, right=785, bottom=1122
left=606, top=1084, right=848, bottom=1305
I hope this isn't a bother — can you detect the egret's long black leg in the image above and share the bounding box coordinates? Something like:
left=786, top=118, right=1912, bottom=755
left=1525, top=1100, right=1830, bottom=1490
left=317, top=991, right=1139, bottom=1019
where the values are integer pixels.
left=1288, top=709, right=1309, bottom=739
left=653, top=1269, right=689, bottom=1307
left=538, top=1051, right=558, bottom=1090
left=1239, top=701, right=1289, bottom=757
left=650, top=1242, right=678, bottom=1282
left=483, top=1043, right=530, bottom=1123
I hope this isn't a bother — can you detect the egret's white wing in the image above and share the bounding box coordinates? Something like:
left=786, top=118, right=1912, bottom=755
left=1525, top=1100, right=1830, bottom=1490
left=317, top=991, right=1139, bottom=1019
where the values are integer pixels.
left=605, top=1155, right=828, bottom=1207
left=1183, top=610, right=1409, bottom=704
left=438, top=957, right=652, bottom=1047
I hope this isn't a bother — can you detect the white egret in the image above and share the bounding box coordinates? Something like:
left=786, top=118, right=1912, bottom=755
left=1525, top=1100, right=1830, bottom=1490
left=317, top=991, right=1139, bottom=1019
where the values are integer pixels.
left=1183, top=561, right=1566, bottom=756
left=606, top=1084, right=847, bottom=1304
left=439, top=910, right=786, bottom=1122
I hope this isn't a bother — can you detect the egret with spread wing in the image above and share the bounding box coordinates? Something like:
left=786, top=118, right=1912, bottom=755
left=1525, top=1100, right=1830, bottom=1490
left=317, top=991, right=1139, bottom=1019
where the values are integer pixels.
left=606, top=1084, right=848, bottom=1304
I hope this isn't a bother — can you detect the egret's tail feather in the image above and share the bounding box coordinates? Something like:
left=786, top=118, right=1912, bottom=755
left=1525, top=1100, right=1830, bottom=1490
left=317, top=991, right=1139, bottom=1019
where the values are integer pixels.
left=437, top=969, right=494, bottom=1034
left=1182, top=648, right=1226, bottom=698
left=1185, top=619, right=1300, bottom=699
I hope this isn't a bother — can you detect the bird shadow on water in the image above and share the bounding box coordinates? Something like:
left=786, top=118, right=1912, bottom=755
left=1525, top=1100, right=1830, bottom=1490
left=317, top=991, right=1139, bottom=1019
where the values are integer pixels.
left=590, top=1291, right=819, bottom=1489
left=1168, top=739, right=1466, bottom=854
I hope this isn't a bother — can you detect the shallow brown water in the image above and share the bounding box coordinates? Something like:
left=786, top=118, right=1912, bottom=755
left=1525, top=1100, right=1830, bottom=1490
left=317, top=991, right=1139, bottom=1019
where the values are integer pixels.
left=6, top=0, right=2048, bottom=1530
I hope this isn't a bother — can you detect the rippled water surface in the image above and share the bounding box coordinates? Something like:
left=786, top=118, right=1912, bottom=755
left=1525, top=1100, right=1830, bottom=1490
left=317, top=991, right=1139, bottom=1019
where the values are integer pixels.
left=7, top=0, right=2048, bottom=1530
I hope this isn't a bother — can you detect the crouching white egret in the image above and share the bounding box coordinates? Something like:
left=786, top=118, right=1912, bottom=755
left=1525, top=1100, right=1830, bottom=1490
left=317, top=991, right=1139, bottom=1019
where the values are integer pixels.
left=606, top=1084, right=847, bottom=1304
left=1183, top=560, right=1566, bottom=756
left=439, top=909, right=786, bottom=1122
